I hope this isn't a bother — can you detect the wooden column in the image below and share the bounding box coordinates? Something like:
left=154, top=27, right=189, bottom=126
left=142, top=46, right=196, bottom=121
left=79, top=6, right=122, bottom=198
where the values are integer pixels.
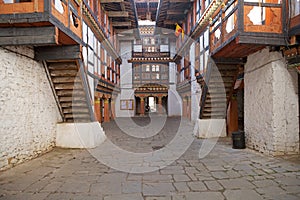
left=111, top=99, right=115, bottom=120
left=94, top=98, right=101, bottom=122
left=227, top=97, right=239, bottom=137
left=104, top=98, right=110, bottom=122
left=157, top=96, right=163, bottom=114
left=140, top=97, right=145, bottom=116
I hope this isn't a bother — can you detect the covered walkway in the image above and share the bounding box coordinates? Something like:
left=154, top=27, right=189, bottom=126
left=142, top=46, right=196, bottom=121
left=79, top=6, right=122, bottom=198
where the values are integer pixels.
left=0, top=117, right=300, bottom=200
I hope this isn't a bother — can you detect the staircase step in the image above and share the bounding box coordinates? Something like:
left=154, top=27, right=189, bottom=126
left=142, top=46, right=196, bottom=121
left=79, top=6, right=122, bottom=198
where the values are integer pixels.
left=65, top=113, right=91, bottom=119
left=63, top=108, right=89, bottom=114
left=54, top=83, right=83, bottom=90
left=56, top=90, right=85, bottom=96
left=59, top=96, right=86, bottom=102
left=202, top=112, right=225, bottom=118
left=48, top=63, right=78, bottom=70
left=203, top=107, right=226, bottom=112
left=61, top=102, right=88, bottom=107
left=50, top=70, right=78, bottom=77
left=52, top=77, right=80, bottom=83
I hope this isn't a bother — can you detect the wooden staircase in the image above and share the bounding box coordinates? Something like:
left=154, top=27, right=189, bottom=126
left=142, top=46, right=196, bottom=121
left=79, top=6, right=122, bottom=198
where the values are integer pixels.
left=200, top=64, right=238, bottom=119
left=45, top=60, right=94, bottom=122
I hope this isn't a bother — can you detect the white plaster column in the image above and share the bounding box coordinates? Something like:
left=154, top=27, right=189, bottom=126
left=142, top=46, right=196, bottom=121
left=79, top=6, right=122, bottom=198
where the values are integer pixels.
left=244, top=48, right=299, bottom=155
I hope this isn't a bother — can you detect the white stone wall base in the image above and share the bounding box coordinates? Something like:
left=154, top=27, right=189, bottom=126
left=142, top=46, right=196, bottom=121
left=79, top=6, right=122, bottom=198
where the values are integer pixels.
left=56, top=122, right=106, bottom=148
left=195, top=119, right=227, bottom=138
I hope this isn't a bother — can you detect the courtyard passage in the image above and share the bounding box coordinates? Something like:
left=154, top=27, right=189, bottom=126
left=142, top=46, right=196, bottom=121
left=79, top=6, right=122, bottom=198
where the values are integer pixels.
left=0, top=117, right=300, bottom=200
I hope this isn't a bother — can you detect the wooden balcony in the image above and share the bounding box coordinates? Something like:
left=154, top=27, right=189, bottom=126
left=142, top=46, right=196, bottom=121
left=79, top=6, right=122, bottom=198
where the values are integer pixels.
left=210, top=0, right=286, bottom=58
left=0, top=0, right=82, bottom=46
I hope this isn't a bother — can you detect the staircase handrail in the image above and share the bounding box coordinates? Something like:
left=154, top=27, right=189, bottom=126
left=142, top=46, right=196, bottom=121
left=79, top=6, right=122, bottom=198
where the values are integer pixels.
left=199, top=59, right=213, bottom=119
left=78, top=59, right=96, bottom=122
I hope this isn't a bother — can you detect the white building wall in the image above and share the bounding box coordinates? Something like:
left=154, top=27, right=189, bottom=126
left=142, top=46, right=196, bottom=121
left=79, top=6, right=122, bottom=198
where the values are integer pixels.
left=116, top=41, right=135, bottom=117
left=168, top=42, right=181, bottom=116
left=190, top=43, right=201, bottom=121
left=245, top=48, right=299, bottom=155
left=0, top=46, right=61, bottom=170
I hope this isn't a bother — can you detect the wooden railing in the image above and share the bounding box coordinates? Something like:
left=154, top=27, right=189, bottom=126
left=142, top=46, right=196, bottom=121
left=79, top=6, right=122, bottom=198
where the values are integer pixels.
left=0, top=0, right=44, bottom=14
left=210, top=0, right=284, bottom=53
left=51, top=0, right=82, bottom=39
left=199, top=59, right=213, bottom=119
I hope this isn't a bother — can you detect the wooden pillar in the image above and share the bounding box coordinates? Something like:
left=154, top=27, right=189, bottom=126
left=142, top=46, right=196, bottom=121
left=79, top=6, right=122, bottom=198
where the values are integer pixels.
left=104, top=98, right=110, bottom=122
left=140, top=97, right=145, bottom=116
left=94, top=98, right=101, bottom=122
left=227, top=97, right=239, bottom=137
left=158, top=96, right=163, bottom=114
left=111, top=99, right=115, bottom=120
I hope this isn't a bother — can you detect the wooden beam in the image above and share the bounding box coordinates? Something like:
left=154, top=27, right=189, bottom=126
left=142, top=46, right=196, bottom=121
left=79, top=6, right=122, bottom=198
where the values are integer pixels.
left=108, top=11, right=129, bottom=17
left=100, top=0, right=124, bottom=3
left=112, top=21, right=132, bottom=27
left=35, top=45, right=81, bottom=61
left=0, top=26, right=57, bottom=46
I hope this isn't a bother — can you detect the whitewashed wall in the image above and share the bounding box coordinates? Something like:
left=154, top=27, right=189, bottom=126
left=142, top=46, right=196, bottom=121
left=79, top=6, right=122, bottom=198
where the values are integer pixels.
left=244, top=48, right=299, bottom=155
left=0, top=46, right=61, bottom=170
left=116, top=41, right=135, bottom=117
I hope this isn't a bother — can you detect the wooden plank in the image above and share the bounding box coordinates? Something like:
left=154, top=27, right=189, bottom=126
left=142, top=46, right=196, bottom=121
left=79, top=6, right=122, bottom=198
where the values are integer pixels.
left=0, top=27, right=57, bottom=46
left=107, top=11, right=129, bottom=17
left=0, top=35, right=57, bottom=46
left=238, top=35, right=285, bottom=46
left=0, top=26, right=56, bottom=37
left=35, top=45, right=81, bottom=61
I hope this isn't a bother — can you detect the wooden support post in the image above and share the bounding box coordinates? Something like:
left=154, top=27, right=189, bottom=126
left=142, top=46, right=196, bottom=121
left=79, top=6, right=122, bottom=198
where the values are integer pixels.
left=94, top=98, right=101, bottom=122
left=104, top=98, right=110, bottom=122
left=158, top=96, right=163, bottom=114
left=227, top=98, right=239, bottom=137
left=34, top=0, right=38, bottom=12
left=140, top=97, right=145, bottom=116
left=111, top=99, right=115, bottom=120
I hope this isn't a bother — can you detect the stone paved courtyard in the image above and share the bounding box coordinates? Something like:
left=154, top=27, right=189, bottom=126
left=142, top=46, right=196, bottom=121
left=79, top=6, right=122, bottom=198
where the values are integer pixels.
left=0, top=117, right=300, bottom=200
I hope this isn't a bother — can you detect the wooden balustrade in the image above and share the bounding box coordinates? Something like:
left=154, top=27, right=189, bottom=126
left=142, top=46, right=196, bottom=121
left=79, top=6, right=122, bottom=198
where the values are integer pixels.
left=0, top=0, right=44, bottom=14
left=209, top=0, right=285, bottom=58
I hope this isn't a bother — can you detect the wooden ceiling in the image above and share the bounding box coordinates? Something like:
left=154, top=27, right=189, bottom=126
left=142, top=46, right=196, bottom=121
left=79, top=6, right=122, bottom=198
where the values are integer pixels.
left=100, top=0, right=138, bottom=30
left=156, top=0, right=193, bottom=29
left=135, top=0, right=159, bottom=21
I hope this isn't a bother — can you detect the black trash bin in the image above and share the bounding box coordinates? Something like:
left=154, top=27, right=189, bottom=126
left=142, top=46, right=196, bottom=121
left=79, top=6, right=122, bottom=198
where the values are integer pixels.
left=232, top=131, right=245, bottom=149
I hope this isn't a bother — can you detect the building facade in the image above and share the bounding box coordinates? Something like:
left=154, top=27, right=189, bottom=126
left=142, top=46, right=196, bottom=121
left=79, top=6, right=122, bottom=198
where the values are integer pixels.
left=0, top=0, right=299, bottom=169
